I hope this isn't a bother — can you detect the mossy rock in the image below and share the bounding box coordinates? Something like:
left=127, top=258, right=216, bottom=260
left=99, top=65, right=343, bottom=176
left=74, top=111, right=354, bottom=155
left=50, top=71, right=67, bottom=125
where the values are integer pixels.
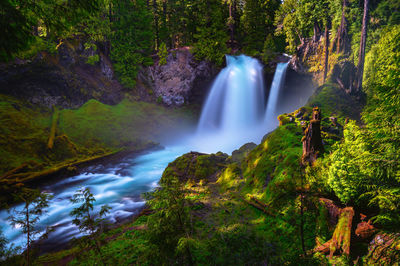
left=231, top=142, right=257, bottom=163
left=277, top=114, right=294, bottom=126
left=161, top=152, right=229, bottom=184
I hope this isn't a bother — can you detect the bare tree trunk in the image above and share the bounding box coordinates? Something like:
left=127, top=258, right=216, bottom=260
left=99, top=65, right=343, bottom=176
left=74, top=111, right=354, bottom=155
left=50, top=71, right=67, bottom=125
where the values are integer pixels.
left=336, top=0, right=350, bottom=54
left=324, top=18, right=331, bottom=82
left=313, top=21, right=321, bottom=42
left=354, top=0, right=369, bottom=93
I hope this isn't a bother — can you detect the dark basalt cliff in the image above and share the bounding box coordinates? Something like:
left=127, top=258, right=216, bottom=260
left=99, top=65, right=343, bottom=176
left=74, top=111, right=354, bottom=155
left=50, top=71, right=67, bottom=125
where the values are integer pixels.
left=0, top=41, right=123, bottom=109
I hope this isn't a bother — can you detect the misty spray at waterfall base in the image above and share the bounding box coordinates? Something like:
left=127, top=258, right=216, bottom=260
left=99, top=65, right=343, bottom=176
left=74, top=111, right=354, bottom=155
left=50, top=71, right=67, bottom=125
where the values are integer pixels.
left=0, top=55, right=295, bottom=252
left=193, top=55, right=289, bottom=153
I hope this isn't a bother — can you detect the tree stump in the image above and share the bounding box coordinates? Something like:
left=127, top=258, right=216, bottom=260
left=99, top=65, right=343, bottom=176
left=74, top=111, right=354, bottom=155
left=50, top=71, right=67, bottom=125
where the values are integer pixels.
left=301, top=107, right=324, bottom=166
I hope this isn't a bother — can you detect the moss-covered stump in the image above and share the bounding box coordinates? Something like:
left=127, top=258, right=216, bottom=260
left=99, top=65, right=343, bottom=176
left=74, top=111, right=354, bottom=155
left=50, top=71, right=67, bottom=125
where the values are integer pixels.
left=315, top=206, right=354, bottom=259
left=161, top=152, right=229, bottom=184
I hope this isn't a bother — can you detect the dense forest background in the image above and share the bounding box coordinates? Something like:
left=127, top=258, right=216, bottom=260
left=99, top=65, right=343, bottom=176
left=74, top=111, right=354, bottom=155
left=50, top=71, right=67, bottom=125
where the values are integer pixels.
left=0, top=0, right=400, bottom=265
left=2, top=0, right=398, bottom=87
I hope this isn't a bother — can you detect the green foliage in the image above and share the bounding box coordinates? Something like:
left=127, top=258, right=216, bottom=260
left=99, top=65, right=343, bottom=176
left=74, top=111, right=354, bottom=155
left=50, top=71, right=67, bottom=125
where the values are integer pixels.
left=144, top=174, right=194, bottom=264
left=193, top=0, right=229, bottom=65
left=262, top=33, right=285, bottom=64
left=240, top=0, right=280, bottom=55
left=7, top=189, right=52, bottom=264
left=274, top=0, right=330, bottom=53
left=70, top=187, right=110, bottom=235
left=0, top=0, right=100, bottom=61
left=58, top=99, right=195, bottom=150
left=309, top=25, right=400, bottom=230
left=157, top=42, right=168, bottom=66
left=110, top=0, right=153, bottom=88
left=86, top=54, right=99, bottom=65
left=325, top=121, right=371, bottom=204
left=15, top=37, right=57, bottom=60
left=307, top=83, right=362, bottom=121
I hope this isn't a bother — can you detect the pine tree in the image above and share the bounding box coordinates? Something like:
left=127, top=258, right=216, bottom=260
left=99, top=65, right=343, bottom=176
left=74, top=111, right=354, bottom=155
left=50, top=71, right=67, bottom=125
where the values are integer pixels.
left=110, top=0, right=153, bottom=88
left=8, top=190, right=52, bottom=266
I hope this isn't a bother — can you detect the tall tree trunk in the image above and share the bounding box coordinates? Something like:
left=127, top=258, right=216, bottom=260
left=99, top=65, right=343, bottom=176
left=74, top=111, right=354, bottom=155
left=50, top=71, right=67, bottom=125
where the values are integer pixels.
left=354, top=0, right=369, bottom=93
left=313, top=21, right=321, bottom=42
left=323, top=18, right=331, bottom=82
left=336, top=0, right=350, bottom=54
left=153, top=0, right=159, bottom=50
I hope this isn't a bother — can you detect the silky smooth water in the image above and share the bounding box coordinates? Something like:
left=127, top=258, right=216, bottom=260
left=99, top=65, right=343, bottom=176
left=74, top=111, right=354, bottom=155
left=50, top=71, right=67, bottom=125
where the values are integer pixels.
left=265, top=62, right=289, bottom=122
left=0, top=55, right=290, bottom=251
left=194, top=56, right=289, bottom=153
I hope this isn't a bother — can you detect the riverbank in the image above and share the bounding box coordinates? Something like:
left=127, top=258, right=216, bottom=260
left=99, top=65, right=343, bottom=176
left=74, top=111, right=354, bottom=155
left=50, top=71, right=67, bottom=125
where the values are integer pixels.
left=0, top=93, right=199, bottom=206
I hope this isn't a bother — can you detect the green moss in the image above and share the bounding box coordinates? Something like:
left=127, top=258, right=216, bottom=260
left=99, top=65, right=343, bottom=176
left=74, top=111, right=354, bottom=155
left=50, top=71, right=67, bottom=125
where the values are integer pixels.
left=161, top=152, right=228, bottom=184
left=86, top=54, right=99, bottom=65
left=241, top=123, right=303, bottom=204
left=58, top=99, right=196, bottom=150
left=307, top=83, right=363, bottom=123
left=0, top=95, right=52, bottom=173
left=217, top=163, right=242, bottom=191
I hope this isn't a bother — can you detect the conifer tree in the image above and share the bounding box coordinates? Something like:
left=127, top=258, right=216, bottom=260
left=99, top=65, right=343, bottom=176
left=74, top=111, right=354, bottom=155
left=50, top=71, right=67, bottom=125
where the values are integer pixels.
left=8, top=190, right=52, bottom=266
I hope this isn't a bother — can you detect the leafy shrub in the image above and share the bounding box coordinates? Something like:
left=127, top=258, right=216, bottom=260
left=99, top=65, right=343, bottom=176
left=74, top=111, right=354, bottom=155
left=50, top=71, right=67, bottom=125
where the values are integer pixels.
left=157, top=42, right=168, bottom=66
left=86, top=54, right=99, bottom=65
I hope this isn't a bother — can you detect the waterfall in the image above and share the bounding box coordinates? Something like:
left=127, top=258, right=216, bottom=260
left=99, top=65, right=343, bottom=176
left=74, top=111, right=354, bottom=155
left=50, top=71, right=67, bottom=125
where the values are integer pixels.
left=265, top=62, right=289, bottom=122
left=194, top=55, right=288, bottom=153
left=0, top=55, right=294, bottom=252
left=197, top=55, right=265, bottom=134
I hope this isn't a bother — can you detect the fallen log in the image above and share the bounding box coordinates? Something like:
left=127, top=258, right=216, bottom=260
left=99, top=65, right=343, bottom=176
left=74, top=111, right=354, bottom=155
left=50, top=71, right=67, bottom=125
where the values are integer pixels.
left=47, top=106, right=59, bottom=149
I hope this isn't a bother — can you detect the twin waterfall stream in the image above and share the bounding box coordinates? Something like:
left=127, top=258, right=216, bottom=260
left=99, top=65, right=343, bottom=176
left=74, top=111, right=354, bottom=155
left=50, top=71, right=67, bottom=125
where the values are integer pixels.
left=0, top=55, right=290, bottom=251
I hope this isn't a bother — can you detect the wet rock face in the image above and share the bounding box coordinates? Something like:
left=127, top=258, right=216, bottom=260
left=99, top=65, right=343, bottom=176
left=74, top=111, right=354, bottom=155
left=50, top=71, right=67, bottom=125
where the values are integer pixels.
left=142, top=48, right=217, bottom=106
left=0, top=41, right=122, bottom=109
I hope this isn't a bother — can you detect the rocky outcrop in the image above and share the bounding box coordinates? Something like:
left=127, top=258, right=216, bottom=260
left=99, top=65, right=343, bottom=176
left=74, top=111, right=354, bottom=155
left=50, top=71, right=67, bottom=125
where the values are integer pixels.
left=138, top=47, right=217, bottom=106
left=161, top=151, right=228, bottom=184
left=0, top=40, right=123, bottom=109
left=231, top=142, right=257, bottom=163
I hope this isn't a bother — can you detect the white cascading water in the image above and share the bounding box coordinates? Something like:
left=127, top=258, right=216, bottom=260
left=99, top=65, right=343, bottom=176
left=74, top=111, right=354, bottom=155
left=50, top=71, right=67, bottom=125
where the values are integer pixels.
left=197, top=55, right=265, bottom=133
left=265, top=62, right=289, bottom=122
left=193, top=56, right=288, bottom=153
left=0, top=55, right=290, bottom=252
